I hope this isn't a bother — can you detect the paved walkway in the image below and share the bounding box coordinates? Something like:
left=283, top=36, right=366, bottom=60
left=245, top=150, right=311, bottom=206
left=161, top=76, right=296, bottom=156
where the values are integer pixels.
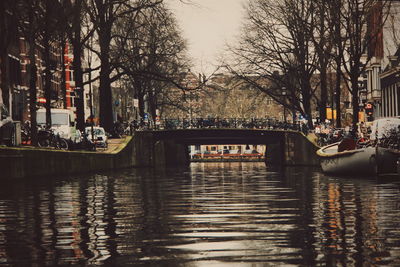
left=100, top=137, right=127, bottom=153
left=4, top=136, right=130, bottom=153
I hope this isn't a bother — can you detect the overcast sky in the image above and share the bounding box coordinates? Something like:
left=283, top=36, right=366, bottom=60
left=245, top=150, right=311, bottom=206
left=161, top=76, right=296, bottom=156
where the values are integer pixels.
left=167, top=0, right=248, bottom=75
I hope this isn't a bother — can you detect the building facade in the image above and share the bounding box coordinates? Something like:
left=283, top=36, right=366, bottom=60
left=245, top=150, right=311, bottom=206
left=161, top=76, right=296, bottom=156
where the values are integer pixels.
left=366, top=2, right=400, bottom=119
left=1, top=35, right=75, bottom=123
left=380, top=51, right=400, bottom=117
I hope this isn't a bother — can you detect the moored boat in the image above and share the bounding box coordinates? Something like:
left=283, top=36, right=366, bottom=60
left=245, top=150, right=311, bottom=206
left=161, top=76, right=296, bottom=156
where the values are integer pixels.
left=375, top=147, right=400, bottom=175
left=317, top=117, right=400, bottom=176
left=317, top=142, right=376, bottom=176
left=370, top=117, right=400, bottom=175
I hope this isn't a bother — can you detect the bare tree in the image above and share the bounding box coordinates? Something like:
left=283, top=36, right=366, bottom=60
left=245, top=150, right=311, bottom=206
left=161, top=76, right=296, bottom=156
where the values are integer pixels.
left=59, top=0, right=97, bottom=130
left=339, top=0, right=390, bottom=130
left=311, top=0, right=334, bottom=123
left=227, top=0, right=318, bottom=128
left=39, top=0, right=66, bottom=128
left=329, top=0, right=344, bottom=128
left=87, top=0, right=162, bottom=132
left=0, top=1, right=18, bottom=110
left=384, top=3, right=400, bottom=52
left=112, top=3, right=190, bottom=121
left=16, top=0, right=43, bottom=145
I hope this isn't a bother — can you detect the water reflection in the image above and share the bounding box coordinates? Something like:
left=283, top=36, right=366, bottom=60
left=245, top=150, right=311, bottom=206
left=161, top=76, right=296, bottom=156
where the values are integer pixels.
left=0, top=163, right=399, bottom=266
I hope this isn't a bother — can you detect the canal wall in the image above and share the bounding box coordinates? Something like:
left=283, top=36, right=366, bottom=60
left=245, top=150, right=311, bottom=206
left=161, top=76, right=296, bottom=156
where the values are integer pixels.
left=0, top=133, right=189, bottom=179
left=265, top=132, right=319, bottom=166
left=134, top=131, right=189, bottom=167
left=1, top=136, right=134, bottom=179
left=283, top=132, right=320, bottom=166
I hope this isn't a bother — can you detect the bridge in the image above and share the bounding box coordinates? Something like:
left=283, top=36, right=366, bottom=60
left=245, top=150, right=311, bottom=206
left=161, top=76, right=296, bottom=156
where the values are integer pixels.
left=131, top=128, right=319, bottom=167
left=0, top=126, right=319, bottom=179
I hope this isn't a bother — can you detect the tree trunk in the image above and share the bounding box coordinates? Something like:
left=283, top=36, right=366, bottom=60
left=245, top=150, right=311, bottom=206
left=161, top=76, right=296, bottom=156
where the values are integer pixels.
left=138, top=90, right=145, bottom=119
left=304, top=95, right=313, bottom=129
left=72, top=3, right=85, bottom=131
left=96, top=6, right=114, bottom=132
left=301, top=75, right=313, bottom=129
left=99, top=53, right=114, bottom=132
left=43, top=31, right=52, bottom=128
left=0, top=50, right=9, bottom=109
left=72, top=38, right=85, bottom=131
left=333, top=0, right=342, bottom=128
left=0, top=2, right=9, bottom=108
left=61, top=41, right=67, bottom=109
left=151, top=94, right=157, bottom=124
left=28, top=27, right=38, bottom=145
left=351, top=75, right=359, bottom=132
left=335, top=60, right=342, bottom=128
left=319, top=65, right=327, bottom=122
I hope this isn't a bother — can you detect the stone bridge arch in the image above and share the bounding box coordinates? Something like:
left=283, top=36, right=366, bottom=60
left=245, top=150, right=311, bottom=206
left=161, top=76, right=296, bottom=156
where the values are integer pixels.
left=131, top=129, right=319, bottom=168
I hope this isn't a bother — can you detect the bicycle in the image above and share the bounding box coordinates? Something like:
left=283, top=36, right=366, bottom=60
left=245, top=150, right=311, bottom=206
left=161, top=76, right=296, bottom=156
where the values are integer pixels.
left=37, top=127, right=69, bottom=150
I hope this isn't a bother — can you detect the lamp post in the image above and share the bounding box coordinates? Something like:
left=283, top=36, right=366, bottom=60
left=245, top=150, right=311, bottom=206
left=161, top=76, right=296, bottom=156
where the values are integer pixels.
left=282, top=87, right=287, bottom=123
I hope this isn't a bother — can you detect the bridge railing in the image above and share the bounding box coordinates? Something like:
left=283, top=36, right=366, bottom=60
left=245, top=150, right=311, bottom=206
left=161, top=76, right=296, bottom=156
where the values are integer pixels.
left=130, top=118, right=308, bottom=134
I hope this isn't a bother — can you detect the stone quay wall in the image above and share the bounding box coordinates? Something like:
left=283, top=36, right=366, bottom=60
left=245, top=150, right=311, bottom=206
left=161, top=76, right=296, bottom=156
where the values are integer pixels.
left=1, top=137, right=134, bottom=179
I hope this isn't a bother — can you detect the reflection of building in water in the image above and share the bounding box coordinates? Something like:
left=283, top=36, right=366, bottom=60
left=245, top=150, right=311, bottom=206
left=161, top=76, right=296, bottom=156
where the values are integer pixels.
left=0, top=182, right=87, bottom=265
left=52, top=183, right=84, bottom=262
left=113, top=174, right=145, bottom=256
left=189, top=144, right=266, bottom=159
left=86, top=176, right=112, bottom=264
left=39, top=183, right=85, bottom=264
left=375, top=186, right=400, bottom=261
left=311, top=178, right=391, bottom=266
left=0, top=200, right=12, bottom=264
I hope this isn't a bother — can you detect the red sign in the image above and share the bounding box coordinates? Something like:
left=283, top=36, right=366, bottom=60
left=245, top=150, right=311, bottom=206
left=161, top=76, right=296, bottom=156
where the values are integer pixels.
left=38, top=98, right=46, bottom=103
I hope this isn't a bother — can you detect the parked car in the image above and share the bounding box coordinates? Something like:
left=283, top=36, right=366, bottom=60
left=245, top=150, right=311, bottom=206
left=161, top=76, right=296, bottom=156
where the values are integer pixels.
left=0, top=103, right=14, bottom=146
left=85, top=126, right=108, bottom=148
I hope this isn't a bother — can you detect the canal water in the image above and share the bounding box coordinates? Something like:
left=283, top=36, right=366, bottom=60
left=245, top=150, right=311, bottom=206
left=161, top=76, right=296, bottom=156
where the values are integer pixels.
left=1, top=162, right=400, bottom=266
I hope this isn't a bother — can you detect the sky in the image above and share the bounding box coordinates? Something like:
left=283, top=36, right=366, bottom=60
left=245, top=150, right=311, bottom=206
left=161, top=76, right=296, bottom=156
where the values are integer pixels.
left=167, top=0, right=248, bottom=75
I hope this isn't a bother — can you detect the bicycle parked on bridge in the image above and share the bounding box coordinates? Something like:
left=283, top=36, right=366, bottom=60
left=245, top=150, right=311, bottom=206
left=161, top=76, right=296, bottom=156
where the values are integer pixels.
left=158, top=117, right=303, bottom=132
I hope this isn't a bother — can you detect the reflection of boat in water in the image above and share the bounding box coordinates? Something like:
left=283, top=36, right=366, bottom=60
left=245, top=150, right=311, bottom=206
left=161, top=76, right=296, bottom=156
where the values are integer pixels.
left=317, top=143, right=376, bottom=176
left=317, top=117, right=400, bottom=176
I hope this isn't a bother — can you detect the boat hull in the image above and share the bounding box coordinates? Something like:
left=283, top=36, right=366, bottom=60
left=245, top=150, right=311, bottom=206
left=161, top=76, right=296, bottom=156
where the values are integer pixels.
left=317, top=143, right=376, bottom=176
left=376, top=147, right=400, bottom=175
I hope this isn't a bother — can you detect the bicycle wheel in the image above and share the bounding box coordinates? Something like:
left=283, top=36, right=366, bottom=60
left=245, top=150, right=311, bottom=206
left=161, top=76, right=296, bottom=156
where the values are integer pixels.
left=58, top=138, right=69, bottom=150
left=38, top=138, right=50, bottom=147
